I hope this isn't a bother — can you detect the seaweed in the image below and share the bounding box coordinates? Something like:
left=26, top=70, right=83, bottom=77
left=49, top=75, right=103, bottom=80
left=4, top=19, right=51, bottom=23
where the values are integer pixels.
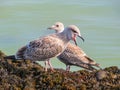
left=0, top=50, right=120, bottom=90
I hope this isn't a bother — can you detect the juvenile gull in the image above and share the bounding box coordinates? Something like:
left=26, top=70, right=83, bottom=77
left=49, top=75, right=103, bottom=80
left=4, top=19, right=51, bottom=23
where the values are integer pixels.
left=4, top=25, right=84, bottom=71
left=48, top=22, right=101, bottom=71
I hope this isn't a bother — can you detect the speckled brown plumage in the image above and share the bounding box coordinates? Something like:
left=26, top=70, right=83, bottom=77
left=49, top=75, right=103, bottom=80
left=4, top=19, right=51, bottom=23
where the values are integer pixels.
left=48, top=22, right=101, bottom=71
left=23, top=34, right=66, bottom=61
left=5, top=25, right=82, bottom=71
left=58, top=43, right=100, bottom=70
left=16, top=46, right=27, bottom=59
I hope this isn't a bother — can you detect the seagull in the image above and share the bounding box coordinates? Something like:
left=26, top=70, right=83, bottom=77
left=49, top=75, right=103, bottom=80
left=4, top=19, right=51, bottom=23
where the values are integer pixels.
left=4, top=25, right=84, bottom=71
left=47, top=22, right=101, bottom=71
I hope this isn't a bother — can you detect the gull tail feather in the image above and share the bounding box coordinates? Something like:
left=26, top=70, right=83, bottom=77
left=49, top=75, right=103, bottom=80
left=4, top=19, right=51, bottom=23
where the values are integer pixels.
left=85, top=56, right=102, bottom=69
left=4, top=55, right=16, bottom=60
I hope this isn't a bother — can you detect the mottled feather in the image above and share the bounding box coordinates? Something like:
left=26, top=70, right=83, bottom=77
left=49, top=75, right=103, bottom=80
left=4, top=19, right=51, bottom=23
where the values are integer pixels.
left=22, top=34, right=67, bottom=61
left=48, top=22, right=101, bottom=71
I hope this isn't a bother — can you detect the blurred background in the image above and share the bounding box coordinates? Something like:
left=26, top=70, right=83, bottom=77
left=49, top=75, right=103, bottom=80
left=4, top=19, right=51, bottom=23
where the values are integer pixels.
left=0, top=0, right=120, bottom=71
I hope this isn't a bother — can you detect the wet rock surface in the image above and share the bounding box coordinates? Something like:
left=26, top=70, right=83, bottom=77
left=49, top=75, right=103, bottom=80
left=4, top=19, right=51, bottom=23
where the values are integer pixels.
left=0, top=50, right=120, bottom=90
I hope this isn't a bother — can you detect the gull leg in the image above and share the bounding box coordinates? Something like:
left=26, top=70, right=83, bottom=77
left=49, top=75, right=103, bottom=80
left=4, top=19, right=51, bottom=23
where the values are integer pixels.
left=44, top=61, right=48, bottom=71
left=66, top=65, right=70, bottom=71
left=47, top=59, right=54, bottom=71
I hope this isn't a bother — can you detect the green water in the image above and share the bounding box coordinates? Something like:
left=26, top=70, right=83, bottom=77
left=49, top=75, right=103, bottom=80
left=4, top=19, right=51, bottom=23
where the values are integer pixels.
left=0, top=0, right=120, bottom=71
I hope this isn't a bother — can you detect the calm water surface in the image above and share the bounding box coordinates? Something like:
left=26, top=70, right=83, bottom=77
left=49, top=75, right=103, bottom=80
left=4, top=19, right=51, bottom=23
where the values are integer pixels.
left=0, top=0, right=120, bottom=71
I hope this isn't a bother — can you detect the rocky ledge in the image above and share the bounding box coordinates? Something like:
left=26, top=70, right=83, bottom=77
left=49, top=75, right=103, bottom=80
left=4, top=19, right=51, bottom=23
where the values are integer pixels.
left=0, top=50, right=120, bottom=90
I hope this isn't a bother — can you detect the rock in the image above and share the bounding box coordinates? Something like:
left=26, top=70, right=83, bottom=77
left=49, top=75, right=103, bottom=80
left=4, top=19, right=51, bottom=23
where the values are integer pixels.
left=96, top=70, right=107, bottom=80
left=0, top=50, right=120, bottom=90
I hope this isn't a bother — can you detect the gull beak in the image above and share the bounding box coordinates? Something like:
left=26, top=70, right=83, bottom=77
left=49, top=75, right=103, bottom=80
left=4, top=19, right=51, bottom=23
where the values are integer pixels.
left=72, top=34, right=84, bottom=46
left=47, top=27, right=52, bottom=29
left=47, top=25, right=55, bottom=30
left=47, top=27, right=51, bottom=29
left=78, top=35, right=84, bottom=42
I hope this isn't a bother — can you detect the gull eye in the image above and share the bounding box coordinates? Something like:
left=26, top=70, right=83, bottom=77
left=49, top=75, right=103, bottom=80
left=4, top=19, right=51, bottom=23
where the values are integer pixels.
left=56, top=25, right=59, bottom=27
left=72, top=29, right=77, bottom=33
